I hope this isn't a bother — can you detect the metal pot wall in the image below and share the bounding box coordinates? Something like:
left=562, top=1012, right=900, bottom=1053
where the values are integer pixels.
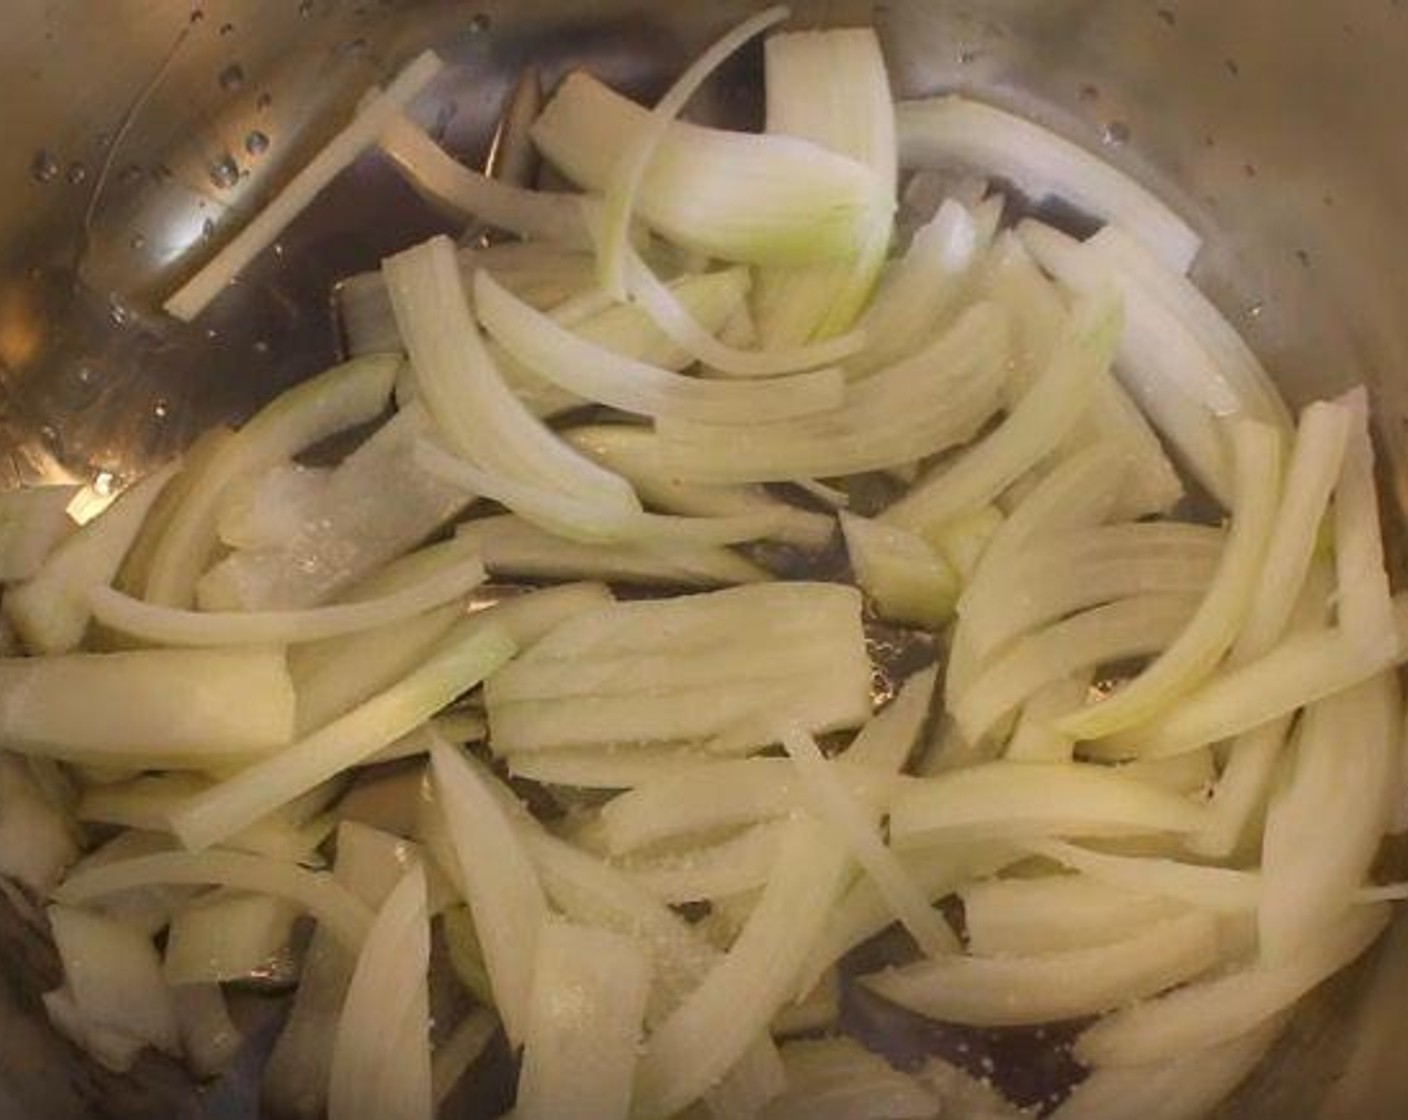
left=1, top=1, right=1407, bottom=1116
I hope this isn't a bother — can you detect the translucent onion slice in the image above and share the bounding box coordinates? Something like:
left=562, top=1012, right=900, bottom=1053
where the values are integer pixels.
left=0, top=485, right=79, bottom=582
left=54, top=850, right=374, bottom=951
left=843, top=663, right=938, bottom=772
left=957, top=523, right=1222, bottom=674
left=622, top=242, right=868, bottom=378
left=531, top=71, right=878, bottom=269
left=764, top=1037, right=939, bottom=1120
left=383, top=234, right=640, bottom=518
left=1089, top=225, right=1293, bottom=431
left=143, top=353, right=399, bottom=608
left=164, top=51, right=444, bottom=321
left=840, top=513, right=959, bottom=629
left=1232, top=398, right=1352, bottom=661
left=945, top=443, right=1127, bottom=701
left=173, top=985, right=242, bottom=1081
left=485, top=583, right=871, bottom=757
left=1332, top=387, right=1397, bottom=659
left=631, top=815, right=850, bottom=1119
left=430, top=744, right=548, bottom=1047
left=0, top=646, right=294, bottom=768
left=519, top=829, right=786, bottom=1113
left=953, top=593, right=1201, bottom=744
left=598, top=757, right=897, bottom=856
left=1074, top=904, right=1390, bottom=1068
left=456, top=514, right=768, bottom=587
left=163, top=889, right=299, bottom=985
left=1027, top=839, right=1262, bottom=914
left=505, top=744, right=715, bottom=791
left=4, top=462, right=179, bottom=655
left=328, top=865, right=432, bottom=1120
left=90, top=555, right=486, bottom=647
left=961, top=874, right=1188, bottom=956
left=1114, top=595, right=1408, bottom=757
left=854, top=198, right=985, bottom=374
left=474, top=269, right=845, bottom=423
left=48, top=903, right=180, bottom=1055
left=1019, top=220, right=1233, bottom=503
left=563, top=424, right=835, bottom=550
left=620, top=821, right=788, bottom=904
left=796, top=843, right=1019, bottom=999
left=513, top=921, right=651, bottom=1120
left=168, top=621, right=514, bottom=852
left=1051, top=1015, right=1287, bottom=1120
left=1057, top=420, right=1282, bottom=741
left=862, top=909, right=1221, bottom=1027
left=888, top=761, right=1208, bottom=847
left=1259, top=671, right=1399, bottom=965
left=654, top=301, right=1009, bottom=482
left=780, top=723, right=957, bottom=956
left=883, top=294, right=1121, bottom=535
left=378, top=113, right=591, bottom=246
left=897, top=94, right=1200, bottom=272
left=595, top=4, right=791, bottom=296
left=197, top=406, right=473, bottom=610
left=754, top=26, right=898, bottom=345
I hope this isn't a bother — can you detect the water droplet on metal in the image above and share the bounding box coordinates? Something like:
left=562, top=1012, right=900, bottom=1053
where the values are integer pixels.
left=204, top=327, right=219, bottom=341
left=109, top=296, right=136, bottom=325
left=218, top=63, right=245, bottom=92
left=257, top=91, right=273, bottom=110
left=209, top=155, right=239, bottom=189
left=219, top=21, right=235, bottom=35
left=468, top=12, right=490, bottom=33
left=1101, top=120, right=1131, bottom=146
left=65, top=161, right=87, bottom=185
left=189, top=8, right=205, bottom=23
left=1247, top=302, right=1265, bottom=320
left=244, top=130, right=269, bottom=156
left=153, top=399, right=170, bottom=420
left=253, top=339, right=270, bottom=355
left=130, top=233, right=146, bottom=250
left=30, top=150, right=58, bottom=184
left=76, top=365, right=94, bottom=385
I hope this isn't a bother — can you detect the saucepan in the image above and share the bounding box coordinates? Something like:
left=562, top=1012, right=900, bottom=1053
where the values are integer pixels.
left=1, top=0, right=1407, bottom=1116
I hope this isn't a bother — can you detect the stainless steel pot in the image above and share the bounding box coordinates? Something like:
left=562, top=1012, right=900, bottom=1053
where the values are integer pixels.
left=2, top=1, right=1408, bottom=1116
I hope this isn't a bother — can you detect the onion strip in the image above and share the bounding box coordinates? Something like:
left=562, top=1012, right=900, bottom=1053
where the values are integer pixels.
left=54, top=850, right=373, bottom=951
left=596, top=5, right=791, bottom=296
left=165, top=52, right=443, bottom=321
left=90, top=556, right=485, bottom=646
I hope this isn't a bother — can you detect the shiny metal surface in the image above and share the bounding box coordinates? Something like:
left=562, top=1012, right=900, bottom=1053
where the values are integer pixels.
left=3, top=1, right=1408, bottom=1116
